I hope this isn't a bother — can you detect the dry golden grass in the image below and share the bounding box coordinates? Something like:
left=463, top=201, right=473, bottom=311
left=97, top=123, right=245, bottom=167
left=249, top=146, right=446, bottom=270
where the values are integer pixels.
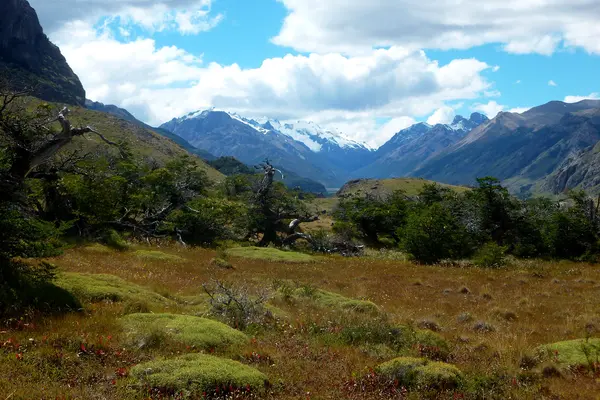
left=1, top=245, right=599, bottom=399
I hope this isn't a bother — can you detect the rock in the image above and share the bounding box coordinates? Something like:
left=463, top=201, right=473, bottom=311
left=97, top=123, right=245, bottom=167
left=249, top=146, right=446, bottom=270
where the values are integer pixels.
left=0, top=0, right=85, bottom=105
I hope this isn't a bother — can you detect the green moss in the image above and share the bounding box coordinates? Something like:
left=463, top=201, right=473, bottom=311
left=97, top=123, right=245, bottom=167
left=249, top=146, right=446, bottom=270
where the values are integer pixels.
left=225, top=246, right=316, bottom=263
left=310, top=289, right=379, bottom=314
left=376, top=357, right=462, bottom=389
left=131, top=353, right=267, bottom=395
left=121, top=313, right=248, bottom=349
left=536, top=338, right=600, bottom=367
left=55, top=273, right=172, bottom=306
left=134, top=250, right=184, bottom=262
left=277, top=283, right=379, bottom=314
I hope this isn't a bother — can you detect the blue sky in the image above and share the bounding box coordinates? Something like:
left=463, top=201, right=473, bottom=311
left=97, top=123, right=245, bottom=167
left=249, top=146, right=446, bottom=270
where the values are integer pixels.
left=30, top=0, right=600, bottom=147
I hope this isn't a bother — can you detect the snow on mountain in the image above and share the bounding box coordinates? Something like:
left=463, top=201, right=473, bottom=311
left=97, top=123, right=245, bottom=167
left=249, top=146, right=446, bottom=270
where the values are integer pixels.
left=176, top=109, right=371, bottom=153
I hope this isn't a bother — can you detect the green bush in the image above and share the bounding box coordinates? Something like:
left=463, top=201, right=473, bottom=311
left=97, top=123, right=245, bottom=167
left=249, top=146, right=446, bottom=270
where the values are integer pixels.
left=131, top=353, right=267, bottom=395
left=103, top=229, right=129, bottom=251
left=473, top=242, right=507, bottom=268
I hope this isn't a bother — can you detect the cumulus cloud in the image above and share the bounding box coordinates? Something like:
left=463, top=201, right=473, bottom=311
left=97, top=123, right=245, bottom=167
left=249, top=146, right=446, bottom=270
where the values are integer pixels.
left=508, top=107, right=531, bottom=114
left=564, top=93, right=600, bottom=103
left=273, top=0, right=600, bottom=55
left=473, top=101, right=505, bottom=118
left=548, top=80, right=558, bottom=87
left=53, top=22, right=492, bottom=145
left=427, top=106, right=456, bottom=125
left=28, top=0, right=222, bottom=35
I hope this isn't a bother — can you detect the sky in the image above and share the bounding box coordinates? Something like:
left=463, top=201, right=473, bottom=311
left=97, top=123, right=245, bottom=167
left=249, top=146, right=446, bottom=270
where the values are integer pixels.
left=29, top=0, right=600, bottom=148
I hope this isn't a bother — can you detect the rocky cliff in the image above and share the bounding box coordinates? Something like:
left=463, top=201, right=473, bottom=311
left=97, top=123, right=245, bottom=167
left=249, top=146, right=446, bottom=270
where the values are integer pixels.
left=0, top=0, right=85, bottom=105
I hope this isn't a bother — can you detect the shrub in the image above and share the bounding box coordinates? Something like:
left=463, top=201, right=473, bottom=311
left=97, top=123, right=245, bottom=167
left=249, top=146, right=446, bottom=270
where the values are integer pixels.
left=210, top=257, right=234, bottom=269
left=131, top=353, right=267, bottom=396
left=473, top=242, right=507, bottom=268
left=203, top=280, right=270, bottom=330
left=102, top=229, right=129, bottom=251
left=121, top=313, right=248, bottom=349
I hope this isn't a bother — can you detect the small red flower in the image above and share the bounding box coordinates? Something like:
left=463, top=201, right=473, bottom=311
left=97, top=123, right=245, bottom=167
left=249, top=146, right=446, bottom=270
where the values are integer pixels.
left=15, top=353, right=23, bottom=361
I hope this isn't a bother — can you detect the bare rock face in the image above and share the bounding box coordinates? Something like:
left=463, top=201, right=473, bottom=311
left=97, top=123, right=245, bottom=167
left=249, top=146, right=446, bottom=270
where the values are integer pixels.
left=0, top=0, right=85, bottom=105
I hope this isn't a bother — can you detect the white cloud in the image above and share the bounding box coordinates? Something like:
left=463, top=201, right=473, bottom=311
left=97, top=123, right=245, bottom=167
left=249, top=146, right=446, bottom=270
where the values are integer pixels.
left=427, top=106, right=456, bottom=125
left=548, top=80, right=558, bottom=87
left=29, top=0, right=222, bottom=35
left=273, top=0, right=600, bottom=55
left=515, top=80, right=522, bottom=84
left=492, top=66, right=500, bottom=72
left=53, top=22, right=492, bottom=146
left=508, top=107, right=531, bottom=114
left=473, top=101, right=505, bottom=118
left=564, top=93, right=600, bottom=103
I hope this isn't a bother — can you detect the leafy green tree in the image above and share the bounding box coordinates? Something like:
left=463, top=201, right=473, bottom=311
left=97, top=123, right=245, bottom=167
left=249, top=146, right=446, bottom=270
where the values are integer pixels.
left=334, top=190, right=409, bottom=245
left=400, top=203, right=473, bottom=264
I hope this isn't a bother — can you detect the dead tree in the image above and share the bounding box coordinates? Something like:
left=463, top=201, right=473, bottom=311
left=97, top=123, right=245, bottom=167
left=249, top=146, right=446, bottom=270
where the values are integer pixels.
left=0, top=85, right=118, bottom=202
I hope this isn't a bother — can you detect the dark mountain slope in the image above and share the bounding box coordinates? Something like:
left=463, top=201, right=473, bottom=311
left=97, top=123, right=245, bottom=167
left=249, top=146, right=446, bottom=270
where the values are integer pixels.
left=0, top=0, right=85, bottom=105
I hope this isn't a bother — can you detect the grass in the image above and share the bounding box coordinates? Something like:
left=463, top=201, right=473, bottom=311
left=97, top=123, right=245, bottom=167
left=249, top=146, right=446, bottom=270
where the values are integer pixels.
left=338, top=178, right=470, bottom=198
left=133, top=250, right=184, bottom=262
left=121, top=313, right=248, bottom=350
left=131, top=353, right=267, bottom=396
left=1, top=246, right=599, bottom=398
left=225, top=246, right=317, bottom=263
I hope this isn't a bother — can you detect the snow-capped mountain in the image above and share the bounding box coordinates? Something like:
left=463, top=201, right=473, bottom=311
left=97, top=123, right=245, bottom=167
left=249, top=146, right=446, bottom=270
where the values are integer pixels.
left=354, top=113, right=489, bottom=179
left=160, top=109, right=373, bottom=186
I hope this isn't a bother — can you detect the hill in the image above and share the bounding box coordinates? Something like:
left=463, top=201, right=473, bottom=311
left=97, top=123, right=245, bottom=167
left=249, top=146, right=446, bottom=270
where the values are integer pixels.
left=0, top=0, right=85, bottom=105
left=337, top=178, right=470, bottom=198
left=208, top=156, right=328, bottom=195
left=85, top=100, right=217, bottom=161
left=61, top=103, right=224, bottom=182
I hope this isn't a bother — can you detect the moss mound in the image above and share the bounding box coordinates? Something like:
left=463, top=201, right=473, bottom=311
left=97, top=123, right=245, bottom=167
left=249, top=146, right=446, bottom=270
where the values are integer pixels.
left=121, top=313, right=247, bottom=349
left=376, top=357, right=462, bottom=390
left=536, top=338, right=600, bottom=367
left=134, top=250, right=184, bottom=262
left=131, top=353, right=267, bottom=395
left=56, top=273, right=172, bottom=306
left=225, top=246, right=315, bottom=263
left=312, top=289, right=379, bottom=313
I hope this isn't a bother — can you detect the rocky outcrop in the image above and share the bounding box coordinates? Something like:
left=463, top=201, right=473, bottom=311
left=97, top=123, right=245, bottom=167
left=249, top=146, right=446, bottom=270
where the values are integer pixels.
left=0, top=0, right=85, bottom=105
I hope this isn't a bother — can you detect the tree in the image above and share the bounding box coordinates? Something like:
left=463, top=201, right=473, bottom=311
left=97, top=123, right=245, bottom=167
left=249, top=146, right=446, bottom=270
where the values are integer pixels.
left=333, top=190, right=409, bottom=245
left=400, top=203, right=473, bottom=264
left=246, top=160, right=317, bottom=246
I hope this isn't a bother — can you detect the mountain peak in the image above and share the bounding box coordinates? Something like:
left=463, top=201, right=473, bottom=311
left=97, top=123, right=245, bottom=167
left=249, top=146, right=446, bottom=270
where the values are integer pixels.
left=469, top=112, right=489, bottom=125
left=452, top=115, right=468, bottom=125
left=0, top=0, right=85, bottom=105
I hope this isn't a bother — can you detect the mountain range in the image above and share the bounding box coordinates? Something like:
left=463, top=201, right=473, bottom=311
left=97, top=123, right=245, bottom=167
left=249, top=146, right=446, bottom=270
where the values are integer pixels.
left=5, top=0, right=600, bottom=197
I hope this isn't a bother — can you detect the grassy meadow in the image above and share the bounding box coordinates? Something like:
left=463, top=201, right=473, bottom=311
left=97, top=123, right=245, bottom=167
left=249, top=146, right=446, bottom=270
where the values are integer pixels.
left=1, top=244, right=599, bottom=399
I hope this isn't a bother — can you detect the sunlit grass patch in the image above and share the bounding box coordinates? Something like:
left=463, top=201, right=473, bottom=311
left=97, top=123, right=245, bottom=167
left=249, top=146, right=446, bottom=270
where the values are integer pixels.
left=536, top=338, right=600, bottom=367
left=275, top=281, right=379, bottom=314
left=225, top=246, right=316, bottom=263
left=81, top=243, right=113, bottom=253
left=121, top=313, right=248, bottom=349
left=131, top=353, right=267, bottom=395
left=55, top=272, right=173, bottom=307
left=133, top=250, right=184, bottom=262
left=375, top=357, right=463, bottom=390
